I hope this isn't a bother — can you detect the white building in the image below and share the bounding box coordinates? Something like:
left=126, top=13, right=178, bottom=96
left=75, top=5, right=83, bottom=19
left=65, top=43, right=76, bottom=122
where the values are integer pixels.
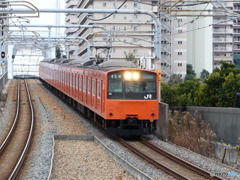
left=65, top=0, right=188, bottom=81
left=187, top=4, right=213, bottom=77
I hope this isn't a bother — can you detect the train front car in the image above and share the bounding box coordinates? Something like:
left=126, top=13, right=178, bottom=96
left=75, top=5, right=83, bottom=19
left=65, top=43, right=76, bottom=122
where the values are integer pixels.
left=105, top=69, right=159, bottom=136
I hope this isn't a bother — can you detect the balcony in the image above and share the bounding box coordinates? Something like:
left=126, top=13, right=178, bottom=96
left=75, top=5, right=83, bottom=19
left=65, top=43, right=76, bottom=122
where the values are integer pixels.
left=213, top=29, right=233, bottom=34
left=214, top=56, right=232, bottom=61
left=65, top=14, right=78, bottom=24
left=77, top=14, right=88, bottom=24
left=233, top=46, right=240, bottom=50
left=234, top=7, right=240, bottom=12
left=77, top=0, right=92, bottom=9
left=233, top=30, right=240, bottom=34
left=233, top=38, right=240, bottom=42
left=213, top=38, right=232, bottom=43
left=213, top=47, right=232, bottom=51
left=213, top=20, right=233, bottom=25
left=66, top=0, right=78, bottom=8
left=233, top=22, right=240, bottom=26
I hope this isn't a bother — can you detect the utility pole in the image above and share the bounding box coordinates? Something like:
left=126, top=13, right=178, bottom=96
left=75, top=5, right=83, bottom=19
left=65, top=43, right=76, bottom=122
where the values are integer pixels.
left=55, top=0, right=60, bottom=37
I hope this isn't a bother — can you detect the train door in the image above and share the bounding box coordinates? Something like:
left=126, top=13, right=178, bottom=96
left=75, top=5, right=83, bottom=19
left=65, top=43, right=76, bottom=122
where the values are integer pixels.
left=83, top=76, right=86, bottom=105
left=68, top=72, right=72, bottom=96
left=56, top=67, right=58, bottom=88
left=75, top=74, right=78, bottom=100
left=64, top=71, right=66, bottom=93
left=60, top=70, right=62, bottom=90
left=73, top=73, right=75, bottom=98
left=92, top=79, right=96, bottom=109
left=69, top=72, right=73, bottom=96
left=87, top=77, right=92, bottom=106
left=79, top=75, right=82, bottom=103
left=66, top=72, right=68, bottom=95
left=101, top=80, right=105, bottom=113
left=97, top=81, right=102, bottom=113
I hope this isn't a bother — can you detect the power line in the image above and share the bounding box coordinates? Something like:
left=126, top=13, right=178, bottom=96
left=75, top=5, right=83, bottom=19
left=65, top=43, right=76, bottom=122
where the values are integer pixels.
left=87, top=0, right=128, bottom=21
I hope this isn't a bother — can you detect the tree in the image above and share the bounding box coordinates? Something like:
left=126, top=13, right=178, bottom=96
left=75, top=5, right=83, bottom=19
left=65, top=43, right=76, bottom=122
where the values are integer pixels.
left=185, top=64, right=196, bottom=81
left=176, top=78, right=201, bottom=106
left=200, top=61, right=240, bottom=107
left=161, top=61, right=240, bottom=107
left=168, top=74, right=182, bottom=86
left=234, top=54, right=240, bottom=68
left=124, top=51, right=137, bottom=64
left=200, top=69, right=210, bottom=81
left=55, top=46, right=62, bottom=59
left=161, top=82, right=178, bottom=106
left=200, top=72, right=223, bottom=106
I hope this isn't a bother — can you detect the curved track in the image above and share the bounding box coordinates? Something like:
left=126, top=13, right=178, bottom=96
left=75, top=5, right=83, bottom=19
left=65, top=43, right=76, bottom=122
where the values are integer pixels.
left=0, top=80, right=35, bottom=179
left=113, top=135, right=224, bottom=180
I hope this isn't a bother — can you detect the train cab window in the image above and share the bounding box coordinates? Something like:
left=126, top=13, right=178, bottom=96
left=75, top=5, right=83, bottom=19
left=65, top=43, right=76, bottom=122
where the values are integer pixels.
left=108, top=71, right=157, bottom=100
left=108, top=72, right=123, bottom=99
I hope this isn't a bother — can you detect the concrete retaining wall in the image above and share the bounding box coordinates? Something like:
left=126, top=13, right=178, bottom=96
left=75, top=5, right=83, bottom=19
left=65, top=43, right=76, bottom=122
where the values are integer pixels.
left=0, top=72, right=8, bottom=101
left=155, top=102, right=169, bottom=141
left=187, top=106, right=240, bottom=146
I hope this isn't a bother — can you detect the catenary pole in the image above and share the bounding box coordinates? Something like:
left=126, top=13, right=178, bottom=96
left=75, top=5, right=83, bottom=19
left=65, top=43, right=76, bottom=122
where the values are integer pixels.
left=1, top=8, right=162, bottom=101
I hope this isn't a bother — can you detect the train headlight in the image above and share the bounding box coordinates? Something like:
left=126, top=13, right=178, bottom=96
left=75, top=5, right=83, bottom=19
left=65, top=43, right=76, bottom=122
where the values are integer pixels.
left=124, top=71, right=132, bottom=81
left=123, top=71, right=140, bottom=81
left=132, top=72, right=140, bottom=81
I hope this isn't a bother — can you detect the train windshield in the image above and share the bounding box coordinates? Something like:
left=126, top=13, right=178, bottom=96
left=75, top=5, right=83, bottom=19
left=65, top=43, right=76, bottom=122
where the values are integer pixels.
left=108, top=71, right=157, bottom=100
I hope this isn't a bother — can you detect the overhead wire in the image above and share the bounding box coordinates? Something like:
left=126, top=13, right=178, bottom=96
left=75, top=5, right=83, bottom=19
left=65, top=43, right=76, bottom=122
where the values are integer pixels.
left=87, top=0, right=128, bottom=21
left=168, top=18, right=235, bottom=37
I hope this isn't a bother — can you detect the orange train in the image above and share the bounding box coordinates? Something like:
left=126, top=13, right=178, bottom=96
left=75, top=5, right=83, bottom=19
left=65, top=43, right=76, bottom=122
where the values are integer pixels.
left=39, top=59, right=159, bottom=136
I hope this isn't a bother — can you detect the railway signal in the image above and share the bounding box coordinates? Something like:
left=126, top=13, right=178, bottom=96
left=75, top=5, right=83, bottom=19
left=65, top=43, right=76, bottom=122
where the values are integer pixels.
left=1, top=51, right=5, bottom=58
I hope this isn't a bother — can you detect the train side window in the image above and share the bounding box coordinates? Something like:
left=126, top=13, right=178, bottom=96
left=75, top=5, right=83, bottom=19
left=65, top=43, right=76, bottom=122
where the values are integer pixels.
left=88, top=78, right=91, bottom=94
left=66, top=73, right=68, bottom=85
left=72, top=73, right=76, bottom=87
left=92, top=80, right=96, bottom=96
left=76, top=75, right=78, bottom=89
left=70, top=73, right=73, bottom=87
left=83, top=78, right=86, bottom=92
left=97, top=81, right=101, bottom=98
left=79, top=75, right=82, bottom=90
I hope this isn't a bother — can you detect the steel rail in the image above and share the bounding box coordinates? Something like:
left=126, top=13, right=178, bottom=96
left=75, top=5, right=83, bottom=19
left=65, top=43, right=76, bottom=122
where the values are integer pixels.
left=111, top=135, right=190, bottom=179
left=140, top=138, right=224, bottom=180
left=8, top=79, right=35, bottom=179
left=0, top=80, right=20, bottom=154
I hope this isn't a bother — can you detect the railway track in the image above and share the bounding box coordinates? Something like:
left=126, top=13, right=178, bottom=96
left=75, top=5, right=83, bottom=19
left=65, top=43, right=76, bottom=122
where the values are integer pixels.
left=0, top=79, right=35, bottom=179
left=112, top=135, right=224, bottom=180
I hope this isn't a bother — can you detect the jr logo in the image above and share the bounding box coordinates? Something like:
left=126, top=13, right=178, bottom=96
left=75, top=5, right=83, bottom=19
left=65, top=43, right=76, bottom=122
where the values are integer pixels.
left=144, top=94, right=152, bottom=99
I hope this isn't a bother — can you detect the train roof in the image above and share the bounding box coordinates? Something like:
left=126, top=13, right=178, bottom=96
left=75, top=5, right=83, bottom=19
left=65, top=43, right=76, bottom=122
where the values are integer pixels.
left=97, top=60, right=137, bottom=71
left=41, top=59, right=138, bottom=72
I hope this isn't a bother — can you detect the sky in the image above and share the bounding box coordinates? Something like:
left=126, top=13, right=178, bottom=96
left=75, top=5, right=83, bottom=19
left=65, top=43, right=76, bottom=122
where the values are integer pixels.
left=11, top=0, right=66, bottom=36
left=10, top=0, right=66, bottom=76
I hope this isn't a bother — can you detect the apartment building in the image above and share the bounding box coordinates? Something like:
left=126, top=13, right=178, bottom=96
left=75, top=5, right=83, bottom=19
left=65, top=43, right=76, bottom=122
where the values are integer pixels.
left=213, top=2, right=240, bottom=68
left=66, top=0, right=154, bottom=61
left=213, top=1, right=234, bottom=67
left=233, top=2, right=240, bottom=66
left=65, top=0, right=188, bottom=81
left=159, top=0, right=188, bottom=80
